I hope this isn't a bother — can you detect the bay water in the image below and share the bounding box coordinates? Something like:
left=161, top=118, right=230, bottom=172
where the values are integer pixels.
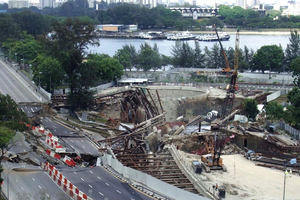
left=87, top=34, right=291, bottom=57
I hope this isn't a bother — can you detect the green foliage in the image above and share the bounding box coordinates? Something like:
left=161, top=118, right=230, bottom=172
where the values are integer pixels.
left=243, top=99, right=259, bottom=120
left=285, top=30, right=300, bottom=72
left=139, top=47, right=160, bottom=72
left=290, top=57, right=300, bottom=88
left=113, top=49, right=132, bottom=71
left=252, top=45, right=284, bottom=73
left=265, top=101, right=284, bottom=121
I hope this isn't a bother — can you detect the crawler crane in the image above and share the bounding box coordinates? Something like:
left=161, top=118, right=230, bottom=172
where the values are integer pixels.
left=200, top=28, right=240, bottom=173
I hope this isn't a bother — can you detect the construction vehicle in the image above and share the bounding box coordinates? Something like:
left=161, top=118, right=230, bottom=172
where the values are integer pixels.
left=214, top=24, right=231, bottom=75
left=198, top=28, right=240, bottom=173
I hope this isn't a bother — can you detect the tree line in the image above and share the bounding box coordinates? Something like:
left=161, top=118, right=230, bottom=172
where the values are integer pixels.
left=2, top=2, right=300, bottom=32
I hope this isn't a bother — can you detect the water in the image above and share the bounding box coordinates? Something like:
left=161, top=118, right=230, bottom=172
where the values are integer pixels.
left=86, top=34, right=291, bottom=57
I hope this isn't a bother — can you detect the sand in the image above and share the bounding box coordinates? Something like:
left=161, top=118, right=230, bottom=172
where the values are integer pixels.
left=179, top=151, right=300, bottom=200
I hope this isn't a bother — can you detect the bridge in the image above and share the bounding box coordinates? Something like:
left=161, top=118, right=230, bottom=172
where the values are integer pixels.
left=169, top=7, right=219, bottom=19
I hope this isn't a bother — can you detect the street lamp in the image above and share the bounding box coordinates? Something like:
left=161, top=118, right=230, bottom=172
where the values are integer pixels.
left=14, top=53, right=17, bottom=63
left=39, top=72, right=42, bottom=87
left=7, top=165, right=25, bottom=200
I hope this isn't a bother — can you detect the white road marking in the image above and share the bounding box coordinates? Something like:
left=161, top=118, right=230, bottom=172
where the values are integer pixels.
left=99, top=192, right=104, bottom=196
left=46, top=193, right=49, bottom=197
left=21, top=187, right=24, bottom=191
left=71, top=140, right=73, bottom=142
left=90, top=170, right=93, bottom=174
left=38, top=185, right=41, bottom=189
left=97, top=176, right=101, bottom=180
left=89, top=184, right=93, bottom=188
left=81, top=178, right=84, bottom=181
left=82, top=145, right=86, bottom=149
left=74, top=172, right=77, bottom=174
left=116, top=190, right=121, bottom=194
left=15, top=179, right=18, bottom=182
left=81, top=140, right=84, bottom=143
left=106, top=183, right=109, bottom=186
left=32, top=178, right=35, bottom=181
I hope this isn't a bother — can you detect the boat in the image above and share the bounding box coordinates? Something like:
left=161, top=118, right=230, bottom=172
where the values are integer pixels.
left=199, top=32, right=230, bottom=41
left=139, top=31, right=167, bottom=39
left=167, top=31, right=196, bottom=40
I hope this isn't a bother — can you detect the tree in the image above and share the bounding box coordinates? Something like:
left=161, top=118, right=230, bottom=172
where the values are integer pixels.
left=243, top=99, right=259, bottom=121
left=114, top=48, right=131, bottom=72
left=139, top=48, right=160, bottom=72
left=264, top=101, right=284, bottom=121
left=31, top=55, right=64, bottom=93
left=193, top=40, right=205, bottom=68
left=44, top=17, right=99, bottom=111
left=171, top=41, right=194, bottom=68
left=251, top=45, right=284, bottom=73
left=121, top=44, right=138, bottom=71
left=285, top=30, right=300, bottom=71
left=290, top=57, right=300, bottom=88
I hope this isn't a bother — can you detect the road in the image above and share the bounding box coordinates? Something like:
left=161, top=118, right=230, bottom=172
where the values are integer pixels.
left=0, top=59, right=38, bottom=103
left=1, top=163, right=69, bottom=200
left=58, top=166, right=154, bottom=200
left=19, top=105, right=43, bottom=118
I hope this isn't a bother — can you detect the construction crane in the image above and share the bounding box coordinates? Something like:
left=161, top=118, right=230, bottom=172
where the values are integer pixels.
left=220, top=28, right=240, bottom=119
left=214, top=24, right=231, bottom=75
left=198, top=28, right=240, bottom=173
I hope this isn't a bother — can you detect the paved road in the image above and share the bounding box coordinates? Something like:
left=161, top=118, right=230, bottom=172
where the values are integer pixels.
left=1, top=163, right=68, bottom=200
left=41, top=117, right=80, bottom=137
left=58, top=166, right=154, bottom=200
left=19, top=105, right=43, bottom=118
left=0, top=59, right=38, bottom=103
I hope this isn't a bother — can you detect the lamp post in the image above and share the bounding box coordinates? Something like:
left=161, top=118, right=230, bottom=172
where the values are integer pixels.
left=14, top=53, right=17, bottom=63
left=39, top=72, right=42, bottom=88
left=7, top=165, right=25, bottom=200
left=283, top=160, right=292, bottom=200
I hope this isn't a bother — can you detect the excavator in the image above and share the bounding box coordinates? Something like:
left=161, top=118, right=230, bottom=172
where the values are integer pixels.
left=199, top=27, right=240, bottom=173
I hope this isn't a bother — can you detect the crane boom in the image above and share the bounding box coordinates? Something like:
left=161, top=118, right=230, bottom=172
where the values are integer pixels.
left=214, top=24, right=231, bottom=74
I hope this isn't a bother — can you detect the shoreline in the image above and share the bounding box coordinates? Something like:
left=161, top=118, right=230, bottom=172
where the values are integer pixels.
left=186, top=30, right=292, bottom=35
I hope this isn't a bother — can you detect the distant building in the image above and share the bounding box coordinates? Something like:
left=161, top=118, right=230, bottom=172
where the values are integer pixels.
left=96, top=24, right=137, bottom=32
left=251, top=0, right=260, bottom=6
left=39, top=0, right=54, bottom=9
left=8, top=0, right=28, bottom=9
left=236, top=0, right=246, bottom=8
left=53, top=0, right=67, bottom=8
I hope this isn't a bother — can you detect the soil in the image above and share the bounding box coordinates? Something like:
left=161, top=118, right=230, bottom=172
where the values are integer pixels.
left=179, top=151, right=300, bottom=200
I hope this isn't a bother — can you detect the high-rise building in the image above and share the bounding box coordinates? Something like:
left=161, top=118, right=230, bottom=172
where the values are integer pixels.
left=39, top=0, right=54, bottom=8
left=251, top=0, right=260, bottom=6
left=8, top=0, right=28, bottom=8
left=236, top=0, right=246, bottom=8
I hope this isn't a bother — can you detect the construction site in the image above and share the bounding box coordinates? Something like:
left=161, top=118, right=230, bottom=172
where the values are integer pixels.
left=4, top=27, right=300, bottom=200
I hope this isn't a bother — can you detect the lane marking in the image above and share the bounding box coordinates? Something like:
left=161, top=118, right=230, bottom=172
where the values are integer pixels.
left=74, top=172, right=77, bottom=174
left=15, top=179, right=18, bottom=182
left=99, top=192, right=104, bottom=196
left=89, top=184, right=93, bottom=188
left=116, top=190, right=121, bottom=194
left=82, top=145, right=86, bottom=149
left=32, top=178, right=35, bottom=181
left=106, top=183, right=109, bottom=186
left=90, top=170, right=93, bottom=174
left=81, top=178, right=84, bottom=181
left=46, top=193, right=49, bottom=197
left=97, top=176, right=101, bottom=180
left=38, top=185, right=42, bottom=189
left=21, top=187, right=24, bottom=191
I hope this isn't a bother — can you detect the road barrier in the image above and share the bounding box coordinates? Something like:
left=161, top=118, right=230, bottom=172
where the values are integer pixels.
left=41, top=162, right=92, bottom=200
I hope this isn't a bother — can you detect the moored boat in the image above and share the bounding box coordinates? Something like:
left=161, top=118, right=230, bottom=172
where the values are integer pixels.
left=167, top=31, right=196, bottom=40
left=199, top=32, right=230, bottom=41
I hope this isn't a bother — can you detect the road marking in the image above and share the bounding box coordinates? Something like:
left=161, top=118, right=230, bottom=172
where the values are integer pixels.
left=89, top=184, right=93, bottom=188
left=15, top=179, right=18, bottom=182
left=38, top=185, right=41, bottom=189
left=90, top=170, right=93, bottom=174
left=97, top=176, right=101, bottom=180
left=46, top=193, right=49, bottom=197
left=32, top=178, right=35, bottom=181
left=131, top=198, right=135, bottom=200
left=106, top=183, right=109, bottom=186
left=21, top=187, right=24, bottom=191
left=81, top=178, right=84, bottom=181
left=99, top=192, right=104, bottom=196
left=81, top=140, right=84, bottom=143
left=71, top=140, right=73, bottom=142
left=82, top=146, right=86, bottom=149
left=74, top=172, right=77, bottom=174
left=116, top=190, right=121, bottom=194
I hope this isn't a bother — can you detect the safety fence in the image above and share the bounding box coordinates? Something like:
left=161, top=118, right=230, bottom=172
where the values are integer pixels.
left=41, top=162, right=92, bottom=200
left=266, top=121, right=300, bottom=140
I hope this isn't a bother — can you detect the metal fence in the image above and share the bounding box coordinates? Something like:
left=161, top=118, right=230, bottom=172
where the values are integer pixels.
left=267, top=121, right=300, bottom=140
